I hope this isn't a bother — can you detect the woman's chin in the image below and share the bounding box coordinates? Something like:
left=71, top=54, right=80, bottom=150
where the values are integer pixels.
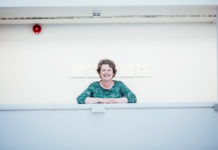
left=101, top=78, right=113, bottom=81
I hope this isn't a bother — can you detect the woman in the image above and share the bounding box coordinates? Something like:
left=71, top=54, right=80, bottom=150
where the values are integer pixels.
left=77, top=59, right=137, bottom=104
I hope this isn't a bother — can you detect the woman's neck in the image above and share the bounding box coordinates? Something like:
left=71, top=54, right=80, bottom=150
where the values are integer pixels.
left=100, top=80, right=114, bottom=89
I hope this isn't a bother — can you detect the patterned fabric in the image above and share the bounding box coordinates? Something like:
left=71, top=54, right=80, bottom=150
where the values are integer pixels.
left=77, top=80, right=137, bottom=104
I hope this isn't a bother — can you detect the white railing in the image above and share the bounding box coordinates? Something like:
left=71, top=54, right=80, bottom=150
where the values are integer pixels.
left=0, top=102, right=217, bottom=111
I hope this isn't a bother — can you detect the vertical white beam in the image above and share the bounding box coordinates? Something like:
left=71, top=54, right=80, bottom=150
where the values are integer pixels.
left=217, top=7, right=218, bottom=101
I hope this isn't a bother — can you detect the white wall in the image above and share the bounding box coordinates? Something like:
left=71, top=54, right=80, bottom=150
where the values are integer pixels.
left=1, top=104, right=218, bottom=150
left=0, top=23, right=217, bottom=104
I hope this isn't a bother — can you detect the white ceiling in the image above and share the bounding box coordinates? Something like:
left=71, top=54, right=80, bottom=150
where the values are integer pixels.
left=0, top=6, right=216, bottom=24
left=0, top=6, right=216, bottom=17
left=0, top=0, right=218, bottom=7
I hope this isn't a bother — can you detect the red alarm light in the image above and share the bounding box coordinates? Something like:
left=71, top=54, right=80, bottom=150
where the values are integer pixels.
left=32, top=24, right=42, bottom=34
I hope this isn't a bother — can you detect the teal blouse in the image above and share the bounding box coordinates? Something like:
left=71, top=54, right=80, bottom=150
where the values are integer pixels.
left=77, top=80, right=137, bottom=104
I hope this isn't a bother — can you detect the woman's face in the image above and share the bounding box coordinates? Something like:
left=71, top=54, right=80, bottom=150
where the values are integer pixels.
left=99, top=64, right=114, bottom=81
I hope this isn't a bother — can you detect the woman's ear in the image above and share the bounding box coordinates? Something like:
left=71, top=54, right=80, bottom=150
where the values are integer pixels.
left=98, top=73, right=102, bottom=78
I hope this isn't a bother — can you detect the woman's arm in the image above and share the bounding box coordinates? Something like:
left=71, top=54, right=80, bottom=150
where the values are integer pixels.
left=120, top=81, right=137, bottom=103
left=77, top=85, right=93, bottom=104
left=112, top=97, right=128, bottom=103
left=85, top=97, right=103, bottom=104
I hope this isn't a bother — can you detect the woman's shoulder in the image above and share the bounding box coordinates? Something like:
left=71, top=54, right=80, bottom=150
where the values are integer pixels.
left=88, top=81, right=100, bottom=88
left=113, top=80, right=124, bottom=85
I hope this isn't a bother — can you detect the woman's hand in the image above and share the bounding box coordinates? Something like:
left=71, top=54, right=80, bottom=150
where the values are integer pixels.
left=112, top=97, right=128, bottom=103
left=85, top=97, right=128, bottom=104
left=101, top=98, right=128, bottom=104
left=85, top=97, right=115, bottom=104
left=100, top=98, right=116, bottom=104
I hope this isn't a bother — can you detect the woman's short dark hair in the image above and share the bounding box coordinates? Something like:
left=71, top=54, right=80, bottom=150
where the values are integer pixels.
left=97, top=59, right=117, bottom=77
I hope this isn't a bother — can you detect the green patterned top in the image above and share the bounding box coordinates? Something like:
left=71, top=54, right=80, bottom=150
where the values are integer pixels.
left=77, top=80, right=137, bottom=104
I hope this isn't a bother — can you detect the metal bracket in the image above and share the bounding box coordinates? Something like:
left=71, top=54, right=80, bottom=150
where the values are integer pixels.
left=91, top=104, right=106, bottom=113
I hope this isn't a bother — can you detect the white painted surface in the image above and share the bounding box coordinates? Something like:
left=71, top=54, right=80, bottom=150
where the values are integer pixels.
left=0, top=104, right=218, bottom=150
left=0, top=23, right=217, bottom=104
left=0, top=0, right=218, bottom=7
left=0, top=6, right=216, bottom=24
left=0, top=6, right=216, bottom=18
